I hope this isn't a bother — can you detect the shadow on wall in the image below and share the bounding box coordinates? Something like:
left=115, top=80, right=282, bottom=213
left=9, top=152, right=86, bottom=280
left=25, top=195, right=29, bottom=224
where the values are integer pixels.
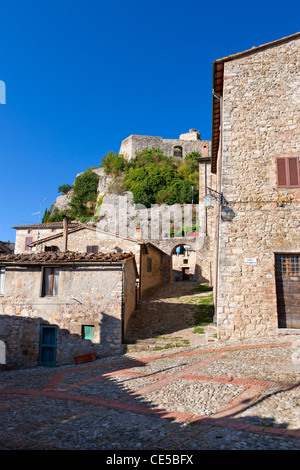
left=0, top=313, right=124, bottom=370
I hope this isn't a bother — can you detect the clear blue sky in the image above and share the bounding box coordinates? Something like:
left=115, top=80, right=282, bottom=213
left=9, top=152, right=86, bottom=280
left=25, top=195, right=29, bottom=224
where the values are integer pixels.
left=1, top=0, right=299, bottom=243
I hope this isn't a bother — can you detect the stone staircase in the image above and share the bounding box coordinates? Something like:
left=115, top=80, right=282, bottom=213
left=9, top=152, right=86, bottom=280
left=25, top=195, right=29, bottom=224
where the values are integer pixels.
left=124, top=281, right=217, bottom=353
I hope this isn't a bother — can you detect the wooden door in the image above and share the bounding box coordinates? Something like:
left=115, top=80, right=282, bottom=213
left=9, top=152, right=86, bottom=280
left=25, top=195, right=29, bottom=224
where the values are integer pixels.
left=275, top=255, right=300, bottom=328
left=39, top=325, right=57, bottom=367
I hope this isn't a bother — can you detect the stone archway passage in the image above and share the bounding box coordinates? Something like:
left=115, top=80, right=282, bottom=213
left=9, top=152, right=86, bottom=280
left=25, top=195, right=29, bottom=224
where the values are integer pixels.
left=171, top=244, right=196, bottom=282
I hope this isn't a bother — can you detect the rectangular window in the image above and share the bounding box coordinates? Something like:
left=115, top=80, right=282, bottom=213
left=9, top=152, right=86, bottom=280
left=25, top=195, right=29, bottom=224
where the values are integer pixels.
left=42, top=267, right=59, bottom=296
left=275, top=254, right=300, bottom=276
left=82, top=325, right=95, bottom=340
left=147, top=257, right=152, bottom=273
left=0, top=267, right=5, bottom=295
left=25, top=236, right=33, bottom=251
left=276, top=157, right=300, bottom=188
left=86, top=245, right=99, bottom=253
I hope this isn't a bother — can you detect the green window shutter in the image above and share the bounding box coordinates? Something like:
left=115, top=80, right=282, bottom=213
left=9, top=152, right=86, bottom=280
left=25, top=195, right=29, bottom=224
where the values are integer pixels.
left=82, top=325, right=95, bottom=340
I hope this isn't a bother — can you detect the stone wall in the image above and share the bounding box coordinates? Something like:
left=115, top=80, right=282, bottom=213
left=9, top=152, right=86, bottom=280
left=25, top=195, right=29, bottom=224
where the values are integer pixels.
left=0, top=259, right=137, bottom=369
left=139, top=244, right=169, bottom=297
left=14, top=227, right=64, bottom=254
left=215, top=36, right=300, bottom=340
left=119, top=132, right=210, bottom=161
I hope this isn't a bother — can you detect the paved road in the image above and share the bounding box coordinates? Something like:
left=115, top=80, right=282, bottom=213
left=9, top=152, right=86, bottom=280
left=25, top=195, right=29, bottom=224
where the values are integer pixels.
left=0, top=334, right=299, bottom=451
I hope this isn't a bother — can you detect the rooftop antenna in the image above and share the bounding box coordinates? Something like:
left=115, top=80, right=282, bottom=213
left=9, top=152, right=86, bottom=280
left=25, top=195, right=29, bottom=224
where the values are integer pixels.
left=32, top=197, right=48, bottom=241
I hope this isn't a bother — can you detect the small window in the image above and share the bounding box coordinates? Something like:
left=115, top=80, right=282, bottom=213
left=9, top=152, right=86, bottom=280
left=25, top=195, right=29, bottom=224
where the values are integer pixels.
left=42, top=267, right=59, bottom=296
left=174, top=146, right=183, bottom=158
left=25, top=236, right=33, bottom=251
left=275, top=254, right=300, bottom=276
left=0, top=267, right=5, bottom=295
left=276, top=157, right=300, bottom=188
left=86, top=245, right=99, bottom=254
left=82, top=325, right=95, bottom=340
left=27, top=230, right=32, bottom=234
left=147, top=257, right=152, bottom=273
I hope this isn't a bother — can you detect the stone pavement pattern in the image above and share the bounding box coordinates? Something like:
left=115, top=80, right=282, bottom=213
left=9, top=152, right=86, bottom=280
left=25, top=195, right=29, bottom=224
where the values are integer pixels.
left=0, top=334, right=299, bottom=450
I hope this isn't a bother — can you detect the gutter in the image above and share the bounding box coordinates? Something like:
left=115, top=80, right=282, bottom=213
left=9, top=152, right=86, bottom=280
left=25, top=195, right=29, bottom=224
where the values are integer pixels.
left=211, top=61, right=217, bottom=174
left=212, top=90, right=223, bottom=326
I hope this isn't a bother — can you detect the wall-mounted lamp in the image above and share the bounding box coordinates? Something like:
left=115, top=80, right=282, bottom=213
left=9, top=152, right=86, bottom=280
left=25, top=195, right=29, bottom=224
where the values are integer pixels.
left=204, top=187, right=227, bottom=207
left=203, top=193, right=215, bottom=208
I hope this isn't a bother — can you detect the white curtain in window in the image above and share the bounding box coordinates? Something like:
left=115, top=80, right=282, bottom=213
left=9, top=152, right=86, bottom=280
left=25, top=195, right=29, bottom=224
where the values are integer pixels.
left=0, top=268, right=5, bottom=294
left=53, top=268, right=59, bottom=296
left=44, top=268, right=52, bottom=296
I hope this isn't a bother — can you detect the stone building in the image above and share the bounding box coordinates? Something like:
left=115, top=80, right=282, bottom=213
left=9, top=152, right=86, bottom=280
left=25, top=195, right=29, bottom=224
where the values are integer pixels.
left=119, top=129, right=210, bottom=161
left=204, top=32, right=300, bottom=340
left=25, top=221, right=170, bottom=298
left=13, top=221, right=81, bottom=254
left=0, top=250, right=138, bottom=369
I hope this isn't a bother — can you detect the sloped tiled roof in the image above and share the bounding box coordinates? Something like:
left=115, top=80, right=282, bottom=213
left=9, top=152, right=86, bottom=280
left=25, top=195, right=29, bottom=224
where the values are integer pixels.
left=0, top=251, right=134, bottom=264
left=12, top=222, right=80, bottom=230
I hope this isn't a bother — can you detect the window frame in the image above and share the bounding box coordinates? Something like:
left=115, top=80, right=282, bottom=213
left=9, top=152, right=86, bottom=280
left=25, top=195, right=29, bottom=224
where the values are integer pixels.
left=173, top=146, right=183, bottom=158
left=82, top=325, right=95, bottom=340
left=25, top=236, right=33, bottom=251
left=86, top=245, right=99, bottom=254
left=41, top=266, right=60, bottom=297
left=275, top=254, right=300, bottom=276
left=276, top=157, right=300, bottom=188
left=0, top=267, right=5, bottom=295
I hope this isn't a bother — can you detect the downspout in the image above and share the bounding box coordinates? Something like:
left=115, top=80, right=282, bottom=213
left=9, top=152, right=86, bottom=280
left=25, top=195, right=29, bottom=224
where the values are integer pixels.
left=121, top=263, right=125, bottom=344
left=213, top=91, right=223, bottom=325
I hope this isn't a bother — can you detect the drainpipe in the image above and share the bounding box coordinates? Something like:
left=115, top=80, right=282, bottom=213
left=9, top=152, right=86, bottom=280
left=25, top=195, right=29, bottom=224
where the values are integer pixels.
left=62, top=216, right=69, bottom=252
left=213, top=91, right=223, bottom=325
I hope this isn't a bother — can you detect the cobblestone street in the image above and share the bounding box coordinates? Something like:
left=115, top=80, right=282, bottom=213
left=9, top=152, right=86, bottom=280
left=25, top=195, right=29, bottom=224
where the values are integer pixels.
left=0, top=333, right=299, bottom=450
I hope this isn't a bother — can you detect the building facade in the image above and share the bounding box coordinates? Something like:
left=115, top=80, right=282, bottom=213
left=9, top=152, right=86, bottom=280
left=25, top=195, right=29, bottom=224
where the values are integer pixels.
left=207, top=32, right=300, bottom=340
left=0, top=251, right=138, bottom=369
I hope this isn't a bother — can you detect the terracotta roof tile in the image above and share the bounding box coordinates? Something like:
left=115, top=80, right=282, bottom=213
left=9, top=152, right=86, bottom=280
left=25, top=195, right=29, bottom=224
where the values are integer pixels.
left=0, top=251, right=134, bottom=264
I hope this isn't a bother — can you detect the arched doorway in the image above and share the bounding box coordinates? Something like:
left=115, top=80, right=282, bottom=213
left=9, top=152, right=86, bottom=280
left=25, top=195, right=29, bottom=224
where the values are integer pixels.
left=171, top=244, right=196, bottom=282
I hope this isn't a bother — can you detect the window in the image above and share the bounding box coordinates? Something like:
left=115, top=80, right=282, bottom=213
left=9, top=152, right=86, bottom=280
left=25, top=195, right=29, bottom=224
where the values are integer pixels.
left=276, top=157, right=300, bottom=188
left=82, top=325, right=95, bottom=340
left=25, top=236, right=33, bottom=251
left=0, top=267, right=5, bottom=295
left=42, top=267, right=59, bottom=296
left=174, top=146, right=183, bottom=158
left=86, top=245, right=99, bottom=254
left=147, top=257, right=152, bottom=273
left=275, top=254, right=300, bottom=276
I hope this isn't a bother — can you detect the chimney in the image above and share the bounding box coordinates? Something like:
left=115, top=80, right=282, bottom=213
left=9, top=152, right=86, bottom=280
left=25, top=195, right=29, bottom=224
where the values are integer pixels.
left=201, top=143, right=209, bottom=158
left=62, top=216, right=70, bottom=252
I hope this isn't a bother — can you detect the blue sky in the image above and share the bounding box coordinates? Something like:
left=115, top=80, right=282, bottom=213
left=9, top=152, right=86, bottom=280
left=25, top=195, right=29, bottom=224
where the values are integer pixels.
left=1, top=0, right=299, bottom=243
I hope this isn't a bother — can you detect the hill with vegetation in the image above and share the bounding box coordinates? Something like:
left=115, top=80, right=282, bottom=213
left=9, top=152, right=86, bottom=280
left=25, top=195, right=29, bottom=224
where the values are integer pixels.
left=42, top=148, right=201, bottom=224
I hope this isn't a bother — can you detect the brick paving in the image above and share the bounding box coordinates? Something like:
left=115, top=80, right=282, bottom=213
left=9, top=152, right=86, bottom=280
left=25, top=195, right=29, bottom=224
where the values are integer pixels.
left=0, top=335, right=299, bottom=450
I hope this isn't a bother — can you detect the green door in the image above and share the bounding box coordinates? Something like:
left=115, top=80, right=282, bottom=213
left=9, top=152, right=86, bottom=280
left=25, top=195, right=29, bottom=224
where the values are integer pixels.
left=39, top=325, right=57, bottom=367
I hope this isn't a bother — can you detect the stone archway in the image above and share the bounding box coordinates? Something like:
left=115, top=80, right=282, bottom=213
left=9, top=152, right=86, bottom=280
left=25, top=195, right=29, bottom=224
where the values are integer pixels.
left=170, top=243, right=196, bottom=282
